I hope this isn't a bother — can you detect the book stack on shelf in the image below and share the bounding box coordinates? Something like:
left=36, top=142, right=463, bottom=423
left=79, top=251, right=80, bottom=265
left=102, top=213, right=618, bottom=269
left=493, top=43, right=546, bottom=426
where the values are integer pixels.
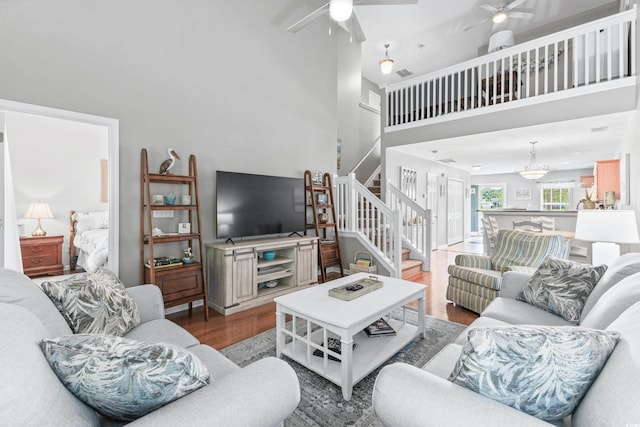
left=145, top=256, right=182, bottom=269
left=364, top=318, right=396, bottom=338
left=312, top=338, right=357, bottom=362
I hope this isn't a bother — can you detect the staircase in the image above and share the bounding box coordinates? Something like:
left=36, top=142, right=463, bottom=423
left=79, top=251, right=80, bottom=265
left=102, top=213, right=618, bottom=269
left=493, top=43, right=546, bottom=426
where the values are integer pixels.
left=366, top=173, right=426, bottom=279
left=402, top=248, right=424, bottom=279
left=367, top=174, right=381, bottom=199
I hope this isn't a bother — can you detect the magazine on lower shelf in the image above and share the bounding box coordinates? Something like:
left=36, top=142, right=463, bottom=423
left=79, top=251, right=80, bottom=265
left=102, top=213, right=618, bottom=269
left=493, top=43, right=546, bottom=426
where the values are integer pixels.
left=312, top=338, right=356, bottom=362
left=364, top=317, right=396, bottom=337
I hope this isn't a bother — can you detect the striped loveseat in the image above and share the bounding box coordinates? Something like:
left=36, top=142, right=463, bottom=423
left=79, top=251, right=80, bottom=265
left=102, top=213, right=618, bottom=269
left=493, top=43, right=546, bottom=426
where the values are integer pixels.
left=447, top=229, right=570, bottom=313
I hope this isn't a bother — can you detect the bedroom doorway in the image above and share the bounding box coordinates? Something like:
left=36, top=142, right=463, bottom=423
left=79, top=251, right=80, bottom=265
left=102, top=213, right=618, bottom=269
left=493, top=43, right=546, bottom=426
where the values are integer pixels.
left=0, top=99, right=119, bottom=275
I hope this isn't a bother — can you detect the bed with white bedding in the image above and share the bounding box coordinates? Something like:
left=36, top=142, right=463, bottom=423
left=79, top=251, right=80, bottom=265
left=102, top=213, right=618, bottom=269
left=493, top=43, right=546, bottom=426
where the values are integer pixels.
left=69, top=210, right=109, bottom=273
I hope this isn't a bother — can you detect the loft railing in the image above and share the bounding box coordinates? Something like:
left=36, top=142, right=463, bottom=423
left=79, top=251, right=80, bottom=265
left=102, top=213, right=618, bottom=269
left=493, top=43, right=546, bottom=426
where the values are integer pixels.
left=386, top=182, right=431, bottom=270
left=334, top=174, right=402, bottom=277
left=385, top=7, right=636, bottom=130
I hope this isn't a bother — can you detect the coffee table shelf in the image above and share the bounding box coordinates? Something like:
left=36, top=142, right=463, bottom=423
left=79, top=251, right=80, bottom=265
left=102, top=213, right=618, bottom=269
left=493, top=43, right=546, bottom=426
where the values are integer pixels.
left=279, top=316, right=418, bottom=386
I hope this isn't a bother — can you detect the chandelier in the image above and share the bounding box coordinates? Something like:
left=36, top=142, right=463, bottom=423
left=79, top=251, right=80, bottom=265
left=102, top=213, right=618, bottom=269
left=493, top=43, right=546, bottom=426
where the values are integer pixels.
left=517, top=141, right=549, bottom=180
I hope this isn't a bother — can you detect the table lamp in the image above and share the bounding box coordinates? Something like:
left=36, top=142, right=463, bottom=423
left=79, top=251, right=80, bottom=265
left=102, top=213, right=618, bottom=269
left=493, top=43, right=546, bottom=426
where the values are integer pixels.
left=574, top=210, right=639, bottom=266
left=23, top=202, right=54, bottom=236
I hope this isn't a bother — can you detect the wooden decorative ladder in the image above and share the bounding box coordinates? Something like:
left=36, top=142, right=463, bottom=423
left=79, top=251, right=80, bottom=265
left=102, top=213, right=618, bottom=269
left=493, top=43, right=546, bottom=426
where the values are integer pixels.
left=304, top=171, right=344, bottom=283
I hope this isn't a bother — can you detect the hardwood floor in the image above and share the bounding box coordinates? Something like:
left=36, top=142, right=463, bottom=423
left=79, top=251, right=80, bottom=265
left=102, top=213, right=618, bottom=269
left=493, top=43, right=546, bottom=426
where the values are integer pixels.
left=168, top=240, right=482, bottom=350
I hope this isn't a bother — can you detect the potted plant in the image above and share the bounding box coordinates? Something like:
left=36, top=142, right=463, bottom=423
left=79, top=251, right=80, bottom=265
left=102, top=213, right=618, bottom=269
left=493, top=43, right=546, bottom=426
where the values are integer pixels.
left=578, top=189, right=596, bottom=209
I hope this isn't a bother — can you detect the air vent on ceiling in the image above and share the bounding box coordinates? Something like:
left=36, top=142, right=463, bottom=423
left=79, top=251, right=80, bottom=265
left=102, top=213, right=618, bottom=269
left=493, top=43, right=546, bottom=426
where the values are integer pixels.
left=437, top=158, right=457, bottom=163
left=396, top=68, right=413, bottom=78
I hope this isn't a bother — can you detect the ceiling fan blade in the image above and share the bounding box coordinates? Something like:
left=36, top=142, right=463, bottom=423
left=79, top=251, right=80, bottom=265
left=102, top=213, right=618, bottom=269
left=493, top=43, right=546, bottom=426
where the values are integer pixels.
left=479, top=3, right=499, bottom=13
left=286, top=2, right=330, bottom=33
left=464, top=17, right=490, bottom=32
left=344, top=13, right=366, bottom=43
left=354, top=0, right=418, bottom=5
left=508, top=11, right=535, bottom=19
left=504, top=0, right=529, bottom=11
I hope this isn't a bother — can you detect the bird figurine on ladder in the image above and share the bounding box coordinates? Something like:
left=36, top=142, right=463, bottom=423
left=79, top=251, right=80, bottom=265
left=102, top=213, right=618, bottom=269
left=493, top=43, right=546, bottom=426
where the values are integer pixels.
left=159, top=148, right=180, bottom=175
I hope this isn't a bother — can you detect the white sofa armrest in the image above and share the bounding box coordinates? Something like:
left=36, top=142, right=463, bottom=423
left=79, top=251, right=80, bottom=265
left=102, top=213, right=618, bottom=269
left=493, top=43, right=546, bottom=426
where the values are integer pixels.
left=129, top=357, right=300, bottom=427
left=126, top=284, right=165, bottom=323
left=373, top=363, right=551, bottom=427
left=499, top=271, right=534, bottom=300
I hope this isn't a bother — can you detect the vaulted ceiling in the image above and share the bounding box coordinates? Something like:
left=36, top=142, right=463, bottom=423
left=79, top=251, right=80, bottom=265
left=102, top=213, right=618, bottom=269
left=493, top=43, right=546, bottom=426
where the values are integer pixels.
left=356, top=0, right=621, bottom=86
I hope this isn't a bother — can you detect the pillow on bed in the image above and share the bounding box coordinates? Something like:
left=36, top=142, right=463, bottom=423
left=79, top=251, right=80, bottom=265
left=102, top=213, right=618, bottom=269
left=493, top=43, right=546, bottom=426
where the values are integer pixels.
left=74, top=211, right=109, bottom=233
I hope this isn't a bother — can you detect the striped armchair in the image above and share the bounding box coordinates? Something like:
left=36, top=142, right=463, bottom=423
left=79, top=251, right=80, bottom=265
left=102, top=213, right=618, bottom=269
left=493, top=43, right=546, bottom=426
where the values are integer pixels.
left=447, top=229, right=570, bottom=313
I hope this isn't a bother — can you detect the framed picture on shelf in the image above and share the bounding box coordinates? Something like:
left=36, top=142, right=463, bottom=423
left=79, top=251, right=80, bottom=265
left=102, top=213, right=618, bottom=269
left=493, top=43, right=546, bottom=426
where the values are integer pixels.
left=515, top=188, right=532, bottom=201
left=178, top=223, right=191, bottom=234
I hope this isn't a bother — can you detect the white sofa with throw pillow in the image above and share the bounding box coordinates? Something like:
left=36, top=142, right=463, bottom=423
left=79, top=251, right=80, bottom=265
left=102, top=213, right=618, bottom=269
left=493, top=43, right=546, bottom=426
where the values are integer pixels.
left=373, top=254, right=640, bottom=426
left=0, top=268, right=300, bottom=426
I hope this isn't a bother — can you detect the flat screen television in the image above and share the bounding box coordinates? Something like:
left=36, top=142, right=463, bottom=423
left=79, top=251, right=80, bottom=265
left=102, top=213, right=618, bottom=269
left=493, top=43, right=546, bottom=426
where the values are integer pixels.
left=216, top=171, right=305, bottom=240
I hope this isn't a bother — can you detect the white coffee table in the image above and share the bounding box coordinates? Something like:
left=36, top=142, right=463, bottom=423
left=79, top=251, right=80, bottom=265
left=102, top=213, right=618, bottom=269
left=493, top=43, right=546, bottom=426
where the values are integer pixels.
left=274, top=273, right=426, bottom=400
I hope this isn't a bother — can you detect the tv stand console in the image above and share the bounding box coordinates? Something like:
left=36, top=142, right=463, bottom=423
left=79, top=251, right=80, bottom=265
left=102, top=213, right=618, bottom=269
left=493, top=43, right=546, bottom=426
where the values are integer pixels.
left=206, top=236, right=318, bottom=315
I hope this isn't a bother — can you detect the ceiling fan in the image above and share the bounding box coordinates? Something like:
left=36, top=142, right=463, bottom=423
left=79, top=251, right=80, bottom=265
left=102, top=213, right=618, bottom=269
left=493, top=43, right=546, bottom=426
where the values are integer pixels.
left=464, top=0, right=534, bottom=32
left=286, top=0, right=418, bottom=44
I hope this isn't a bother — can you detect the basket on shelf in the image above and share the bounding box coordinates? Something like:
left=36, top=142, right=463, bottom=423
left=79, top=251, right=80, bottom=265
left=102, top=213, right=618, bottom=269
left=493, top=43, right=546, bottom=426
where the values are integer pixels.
left=349, top=251, right=377, bottom=274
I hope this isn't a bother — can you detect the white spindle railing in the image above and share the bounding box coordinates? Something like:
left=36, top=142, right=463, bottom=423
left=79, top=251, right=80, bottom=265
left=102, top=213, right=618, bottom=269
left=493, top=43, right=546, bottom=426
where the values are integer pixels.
left=334, top=174, right=402, bottom=278
left=387, top=183, right=430, bottom=270
left=385, top=7, right=636, bottom=129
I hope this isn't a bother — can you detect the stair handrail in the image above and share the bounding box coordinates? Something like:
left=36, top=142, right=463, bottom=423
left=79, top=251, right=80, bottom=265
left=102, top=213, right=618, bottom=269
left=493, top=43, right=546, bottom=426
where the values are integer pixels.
left=350, top=135, right=381, bottom=175
left=334, top=173, right=402, bottom=278
left=387, top=182, right=431, bottom=269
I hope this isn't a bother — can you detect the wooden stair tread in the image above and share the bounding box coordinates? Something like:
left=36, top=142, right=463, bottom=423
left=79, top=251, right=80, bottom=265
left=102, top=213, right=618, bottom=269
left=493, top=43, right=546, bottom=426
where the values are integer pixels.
left=402, top=259, right=423, bottom=268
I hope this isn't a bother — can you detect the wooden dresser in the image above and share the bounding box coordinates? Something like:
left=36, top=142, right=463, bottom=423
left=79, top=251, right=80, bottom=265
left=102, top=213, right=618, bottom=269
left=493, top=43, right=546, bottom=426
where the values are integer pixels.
left=20, top=235, right=64, bottom=278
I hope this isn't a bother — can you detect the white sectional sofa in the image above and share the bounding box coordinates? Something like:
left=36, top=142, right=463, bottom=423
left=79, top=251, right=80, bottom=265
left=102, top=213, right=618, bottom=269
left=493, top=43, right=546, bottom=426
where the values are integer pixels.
left=373, top=254, right=640, bottom=426
left=0, top=268, right=300, bottom=426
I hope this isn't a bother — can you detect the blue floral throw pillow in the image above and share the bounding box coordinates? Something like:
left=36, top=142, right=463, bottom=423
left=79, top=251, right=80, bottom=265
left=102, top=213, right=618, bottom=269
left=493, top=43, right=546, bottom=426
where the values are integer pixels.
left=517, top=257, right=607, bottom=324
left=41, top=334, right=210, bottom=421
left=449, top=326, right=619, bottom=421
left=39, top=268, right=140, bottom=336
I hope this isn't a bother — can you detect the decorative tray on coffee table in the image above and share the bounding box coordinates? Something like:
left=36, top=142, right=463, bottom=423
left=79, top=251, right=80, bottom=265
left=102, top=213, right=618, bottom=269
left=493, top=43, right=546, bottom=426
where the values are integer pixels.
left=328, top=277, right=383, bottom=301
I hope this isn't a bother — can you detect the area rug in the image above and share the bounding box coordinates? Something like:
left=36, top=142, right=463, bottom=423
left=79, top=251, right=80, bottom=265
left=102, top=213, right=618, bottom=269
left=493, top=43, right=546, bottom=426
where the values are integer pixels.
left=221, top=312, right=466, bottom=427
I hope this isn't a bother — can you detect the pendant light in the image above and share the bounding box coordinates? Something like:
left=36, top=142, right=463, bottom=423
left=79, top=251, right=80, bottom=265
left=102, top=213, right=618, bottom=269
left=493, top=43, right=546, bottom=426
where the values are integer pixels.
left=380, top=44, right=394, bottom=75
left=330, top=0, right=353, bottom=22
left=517, top=141, right=549, bottom=180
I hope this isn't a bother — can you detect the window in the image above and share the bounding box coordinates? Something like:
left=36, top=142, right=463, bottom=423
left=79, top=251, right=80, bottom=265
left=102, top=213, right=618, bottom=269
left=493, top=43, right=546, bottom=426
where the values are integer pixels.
left=478, top=184, right=506, bottom=210
left=400, top=167, right=418, bottom=201
left=541, top=187, right=571, bottom=211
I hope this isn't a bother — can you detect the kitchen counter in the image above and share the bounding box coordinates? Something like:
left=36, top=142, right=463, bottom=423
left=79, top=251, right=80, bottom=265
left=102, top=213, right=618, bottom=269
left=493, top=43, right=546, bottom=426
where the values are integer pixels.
left=478, top=210, right=578, bottom=232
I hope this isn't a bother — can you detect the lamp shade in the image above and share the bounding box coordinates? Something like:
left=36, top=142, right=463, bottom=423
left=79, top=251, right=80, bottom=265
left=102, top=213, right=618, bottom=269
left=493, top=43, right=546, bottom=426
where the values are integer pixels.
left=329, top=0, right=353, bottom=22
left=24, top=202, right=54, bottom=220
left=488, top=30, right=515, bottom=53
left=575, top=210, right=640, bottom=243
left=380, top=58, right=394, bottom=75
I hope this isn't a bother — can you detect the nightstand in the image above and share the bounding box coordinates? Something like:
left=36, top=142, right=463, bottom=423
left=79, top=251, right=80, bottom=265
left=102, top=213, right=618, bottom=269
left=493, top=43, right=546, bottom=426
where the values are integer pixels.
left=19, top=235, right=64, bottom=278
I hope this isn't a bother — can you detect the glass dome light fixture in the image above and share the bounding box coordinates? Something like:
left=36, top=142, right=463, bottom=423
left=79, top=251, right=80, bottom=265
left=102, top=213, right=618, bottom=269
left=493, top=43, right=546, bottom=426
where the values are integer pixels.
left=517, top=141, right=549, bottom=180
left=329, top=0, right=353, bottom=22
left=493, top=11, right=508, bottom=24
left=380, top=44, right=394, bottom=75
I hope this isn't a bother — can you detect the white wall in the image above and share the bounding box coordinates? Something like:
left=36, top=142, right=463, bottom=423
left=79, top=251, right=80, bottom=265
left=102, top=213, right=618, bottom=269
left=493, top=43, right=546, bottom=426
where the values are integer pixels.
left=337, top=31, right=362, bottom=174
left=0, top=0, right=344, bottom=284
left=386, top=149, right=471, bottom=247
left=471, top=168, right=594, bottom=210
left=6, top=112, right=108, bottom=267
left=337, top=77, right=382, bottom=178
